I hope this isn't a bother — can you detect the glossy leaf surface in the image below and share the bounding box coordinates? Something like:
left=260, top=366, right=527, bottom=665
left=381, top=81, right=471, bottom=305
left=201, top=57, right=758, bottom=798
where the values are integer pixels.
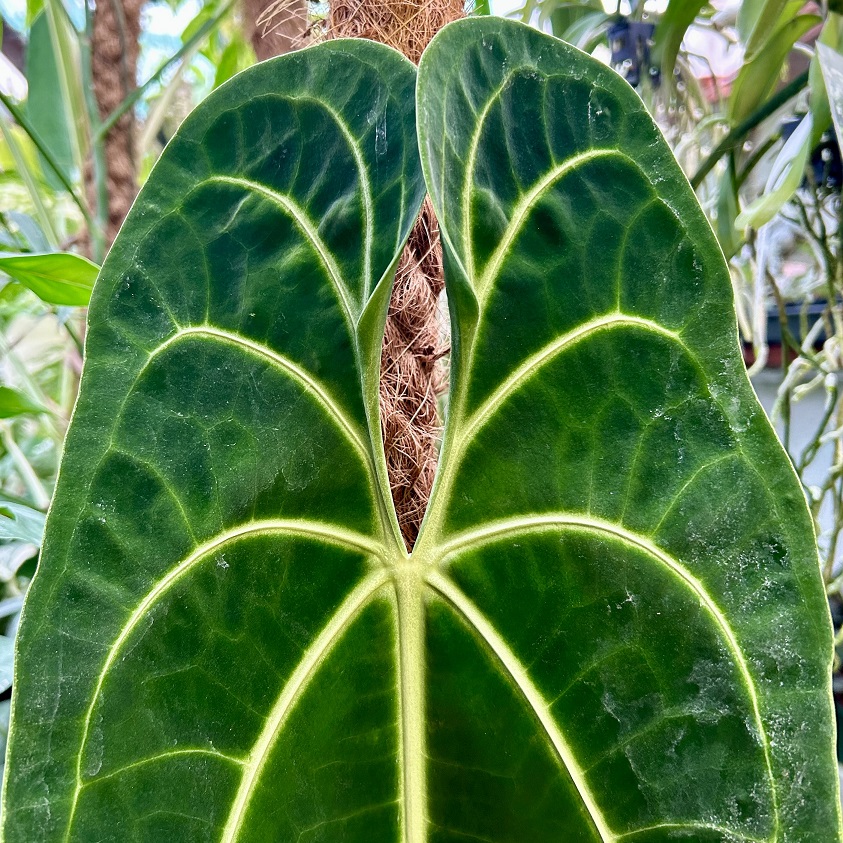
left=3, top=18, right=839, bottom=843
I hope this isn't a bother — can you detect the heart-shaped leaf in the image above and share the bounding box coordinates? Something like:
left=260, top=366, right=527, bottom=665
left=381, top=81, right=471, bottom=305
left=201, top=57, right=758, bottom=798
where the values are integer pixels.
left=413, top=19, right=839, bottom=840
left=2, top=19, right=839, bottom=843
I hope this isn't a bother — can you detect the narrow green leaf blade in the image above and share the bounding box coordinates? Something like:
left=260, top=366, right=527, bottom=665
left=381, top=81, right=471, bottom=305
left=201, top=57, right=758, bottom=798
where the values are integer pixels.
left=1, top=40, right=424, bottom=842
left=25, top=11, right=75, bottom=190
left=651, top=0, right=707, bottom=82
left=739, top=0, right=796, bottom=60
left=417, top=17, right=840, bottom=841
left=0, top=252, right=99, bottom=305
left=736, top=113, right=812, bottom=230
left=819, top=40, right=843, bottom=147
left=729, top=13, right=821, bottom=125
left=0, top=386, right=47, bottom=418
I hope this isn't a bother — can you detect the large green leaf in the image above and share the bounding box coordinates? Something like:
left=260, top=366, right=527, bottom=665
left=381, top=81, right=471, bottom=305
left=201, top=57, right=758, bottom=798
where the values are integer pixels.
left=2, top=38, right=424, bottom=841
left=416, top=17, right=839, bottom=840
left=2, top=18, right=839, bottom=843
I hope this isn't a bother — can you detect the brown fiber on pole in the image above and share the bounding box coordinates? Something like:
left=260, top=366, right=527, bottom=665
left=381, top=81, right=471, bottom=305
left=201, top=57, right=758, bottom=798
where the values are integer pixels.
left=327, top=0, right=463, bottom=549
left=243, top=0, right=309, bottom=60
left=327, top=0, right=465, bottom=64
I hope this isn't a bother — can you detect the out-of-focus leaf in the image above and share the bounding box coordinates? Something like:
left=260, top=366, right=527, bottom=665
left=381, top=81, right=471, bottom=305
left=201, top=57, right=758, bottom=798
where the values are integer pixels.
left=0, top=124, right=60, bottom=248
left=717, top=159, right=740, bottom=257
left=180, top=1, right=217, bottom=44
left=0, top=697, right=11, bottom=782
left=42, top=0, right=87, bottom=174
left=0, top=125, right=40, bottom=178
left=0, top=387, right=47, bottom=419
left=14, top=556, right=36, bottom=581
left=0, top=597, right=24, bottom=621
left=730, top=14, right=821, bottom=125
left=739, top=0, right=799, bottom=60
left=25, top=11, right=74, bottom=190
left=5, top=212, right=50, bottom=253
left=0, top=543, right=38, bottom=582
left=213, top=36, right=255, bottom=89
left=540, top=0, right=602, bottom=36
left=652, top=0, right=707, bottom=81
left=559, top=9, right=611, bottom=51
left=0, top=252, right=98, bottom=306
left=470, top=0, right=491, bottom=13
left=736, top=113, right=812, bottom=229
left=26, top=0, right=43, bottom=26
left=0, top=637, right=14, bottom=695
left=0, top=502, right=45, bottom=546
left=804, top=15, right=843, bottom=150
left=818, top=31, right=843, bottom=150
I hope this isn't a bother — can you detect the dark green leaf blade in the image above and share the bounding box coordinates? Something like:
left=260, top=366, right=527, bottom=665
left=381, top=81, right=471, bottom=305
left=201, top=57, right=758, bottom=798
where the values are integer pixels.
left=416, top=17, right=841, bottom=841
left=1, top=40, right=424, bottom=842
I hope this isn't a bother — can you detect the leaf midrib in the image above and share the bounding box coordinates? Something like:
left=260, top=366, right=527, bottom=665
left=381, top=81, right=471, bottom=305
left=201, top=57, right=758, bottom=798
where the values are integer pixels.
left=66, top=505, right=778, bottom=843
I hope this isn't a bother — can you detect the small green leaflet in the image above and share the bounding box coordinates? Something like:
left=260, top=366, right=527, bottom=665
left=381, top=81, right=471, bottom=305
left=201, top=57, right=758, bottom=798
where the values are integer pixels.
left=0, top=387, right=47, bottom=419
left=0, top=500, right=45, bottom=546
left=0, top=252, right=98, bottom=306
left=2, top=20, right=839, bottom=843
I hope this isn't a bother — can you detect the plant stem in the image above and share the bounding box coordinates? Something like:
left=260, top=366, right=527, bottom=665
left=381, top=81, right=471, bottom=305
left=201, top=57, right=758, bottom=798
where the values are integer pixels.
left=79, top=0, right=108, bottom=262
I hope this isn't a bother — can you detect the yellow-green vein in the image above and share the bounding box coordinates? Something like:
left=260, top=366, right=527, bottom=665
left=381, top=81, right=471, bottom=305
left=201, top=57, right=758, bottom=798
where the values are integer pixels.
left=63, top=519, right=383, bottom=842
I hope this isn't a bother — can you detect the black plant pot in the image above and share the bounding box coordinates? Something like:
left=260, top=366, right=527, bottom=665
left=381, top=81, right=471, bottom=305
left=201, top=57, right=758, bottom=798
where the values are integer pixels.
left=765, top=300, right=828, bottom=348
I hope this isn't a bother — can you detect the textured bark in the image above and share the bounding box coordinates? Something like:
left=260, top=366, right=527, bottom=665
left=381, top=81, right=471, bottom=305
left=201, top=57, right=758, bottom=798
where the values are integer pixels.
left=243, top=0, right=308, bottom=60
left=89, top=0, right=144, bottom=245
left=327, top=0, right=463, bottom=548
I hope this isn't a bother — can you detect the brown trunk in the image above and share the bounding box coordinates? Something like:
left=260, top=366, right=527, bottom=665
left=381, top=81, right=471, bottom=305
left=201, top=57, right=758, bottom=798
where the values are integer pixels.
left=327, top=0, right=463, bottom=549
left=243, top=0, right=308, bottom=60
left=89, top=0, right=144, bottom=246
